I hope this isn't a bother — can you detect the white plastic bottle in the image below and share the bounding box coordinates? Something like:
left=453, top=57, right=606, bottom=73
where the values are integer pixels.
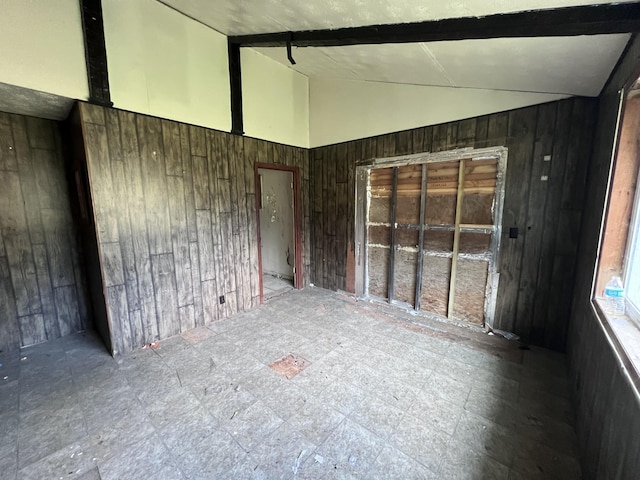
left=604, top=276, right=625, bottom=316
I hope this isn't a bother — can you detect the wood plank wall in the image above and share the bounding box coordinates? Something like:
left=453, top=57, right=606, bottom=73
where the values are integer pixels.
left=77, top=103, right=310, bottom=355
left=0, top=112, right=89, bottom=351
left=310, top=97, right=597, bottom=349
left=567, top=36, right=640, bottom=479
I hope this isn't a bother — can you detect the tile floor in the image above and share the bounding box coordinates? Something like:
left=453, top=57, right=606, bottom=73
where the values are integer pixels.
left=263, top=274, right=294, bottom=300
left=0, top=288, right=581, bottom=480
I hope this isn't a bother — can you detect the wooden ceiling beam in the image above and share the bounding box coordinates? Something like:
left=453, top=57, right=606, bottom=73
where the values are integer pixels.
left=229, top=4, right=640, bottom=48
left=80, top=0, right=112, bottom=107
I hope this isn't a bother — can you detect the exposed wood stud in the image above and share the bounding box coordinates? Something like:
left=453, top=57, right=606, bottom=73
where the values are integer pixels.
left=414, top=164, right=428, bottom=310
left=387, top=167, right=399, bottom=302
left=448, top=160, right=465, bottom=319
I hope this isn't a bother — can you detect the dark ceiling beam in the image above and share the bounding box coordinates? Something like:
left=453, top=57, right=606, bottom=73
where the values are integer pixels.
left=229, top=3, right=640, bottom=48
left=228, top=41, right=244, bottom=135
left=79, top=0, right=112, bottom=107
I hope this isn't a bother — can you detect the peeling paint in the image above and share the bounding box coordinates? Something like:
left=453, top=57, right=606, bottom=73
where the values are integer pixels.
left=265, top=187, right=279, bottom=223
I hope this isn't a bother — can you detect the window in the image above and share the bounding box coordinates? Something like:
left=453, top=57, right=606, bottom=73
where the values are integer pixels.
left=593, top=76, right=640, bottom=376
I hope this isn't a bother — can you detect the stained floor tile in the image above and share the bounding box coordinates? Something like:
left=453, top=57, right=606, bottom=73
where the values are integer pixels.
left=2, top=288, right=581, bottom=479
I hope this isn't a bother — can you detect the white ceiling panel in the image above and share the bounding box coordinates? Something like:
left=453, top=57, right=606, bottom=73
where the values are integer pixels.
left=257, top=34, right=629, bottom=95
left=427, top=35, right=630, bottom=95
left=159, top=0, right=636, bottom=35
left=257, top=43, right=453, bottom=87
left=157, top=0, right=634, bottom=96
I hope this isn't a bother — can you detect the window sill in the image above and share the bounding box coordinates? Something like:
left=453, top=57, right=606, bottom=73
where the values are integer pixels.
left=593, top=298, right=640, bottom=396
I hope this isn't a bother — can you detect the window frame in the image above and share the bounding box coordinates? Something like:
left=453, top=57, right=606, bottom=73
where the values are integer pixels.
left=591, top=79, right=640, bottom=393
left=622, top=177, right=640, bottom=327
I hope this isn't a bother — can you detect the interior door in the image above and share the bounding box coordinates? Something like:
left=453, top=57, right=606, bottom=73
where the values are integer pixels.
left=258, top=168, right=295, bottom=282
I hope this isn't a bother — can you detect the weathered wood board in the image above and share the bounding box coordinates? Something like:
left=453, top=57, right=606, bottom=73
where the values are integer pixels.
left=0, top=113, right=89, bottom=350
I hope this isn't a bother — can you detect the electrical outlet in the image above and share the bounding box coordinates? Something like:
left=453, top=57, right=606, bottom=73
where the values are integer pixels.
left=219, top=295, right=225, bottom=304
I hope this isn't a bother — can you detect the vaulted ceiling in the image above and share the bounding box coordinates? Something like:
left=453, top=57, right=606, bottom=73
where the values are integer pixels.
left=159, top=0, right=634, bottom=96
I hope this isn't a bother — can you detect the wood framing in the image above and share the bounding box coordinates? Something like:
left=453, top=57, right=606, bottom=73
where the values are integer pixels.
left=414, top=164, right=428, bottom=310
left=254, top=162, right=303, bottom=303
left=356, top=146, right=508, bottom=328
left=448, top=160, right=466, bottom=319
left=387, top=167, right=398, bottom=302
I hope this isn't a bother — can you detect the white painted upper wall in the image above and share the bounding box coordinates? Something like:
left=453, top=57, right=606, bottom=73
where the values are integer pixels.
left=242, top=49, right=309, bottom=148
left=309, top=77, right=570, bottom=147
left=102, top=0, right=310, bottom=147
left=0, top=0, right=578, bottom=150
left=103, top=0, right=231, bottom=132
left=0, top=0, right=88, bottom=101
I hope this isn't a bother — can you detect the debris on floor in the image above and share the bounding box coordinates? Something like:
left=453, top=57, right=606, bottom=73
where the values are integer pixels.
left=142, top=341, right=159, bottom=350
left=269, top=353, right=311, bottom=379
left=490, top=328, right=520, bottom=341
left=292, top=449, right=305, bottom=474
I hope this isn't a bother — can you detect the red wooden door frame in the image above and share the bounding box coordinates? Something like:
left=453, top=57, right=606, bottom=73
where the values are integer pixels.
left=254, top=163, right=303, bottom=303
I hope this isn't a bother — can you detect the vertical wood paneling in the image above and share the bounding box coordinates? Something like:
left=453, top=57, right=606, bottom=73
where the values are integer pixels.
left=167, top=176, right=193, bottom=308
left=0, top=113, right=18, bottom=171
left=137, top=116, right=172, bottom=256
left=42, top=208, right=76, bottom=288
left=474, top=116, right=489, bottom=147
left=490, top=108, right=537, bottom=333
left=84, top=123, right=119, bottom=243
left=532, top=101, right=573, bottom=344
left=457, top=118, right=477, bottom=147
left=77, top=104, right=310, bottom=354
left=12, top=117, right=44, bottom=245
left=196, top=211, right=216, bottom=282
left=0, top=113, right=88, bottom=350
left=100, top=242, right=125, bottom=287
left=19, top=314, right=46, bottom=347
left=309, top=98, right=596, bottom=349
left=235, top=137, right=251, bottom=310
left=162, top=120, right=182, bottom=177
left=54, top=285, right=81, bottom=337
left=190, top=242, right=204, bottom=325
left=151, top=253, right=180, bottom=339
left=0, top=257, right=20, bottom=346
left=118, top=111, right=157, bottom=345
left=110, top=160, right=140, bottom=312
left=516, top=102, right=557, bottom=342
left=180, top=124, right=198, bottom=244
left=107, top=284, right=130, bottom=354
left=1, top=171, right=41, bottom=317
left=33, top=243, right=59, bottom=339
